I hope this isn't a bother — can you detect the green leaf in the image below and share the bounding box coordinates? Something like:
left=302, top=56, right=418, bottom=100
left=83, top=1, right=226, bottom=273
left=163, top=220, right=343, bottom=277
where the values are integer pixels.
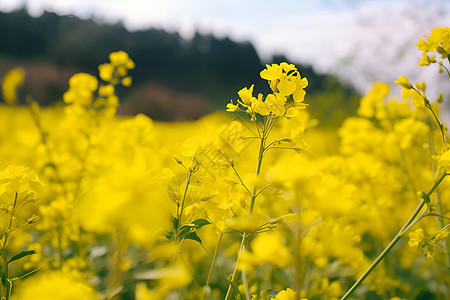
left=184, top=232, right=202, bottom=243
left=172, top=216, right=179, bottom=231
left=192, top=219, right=211, bottom=228
left=165, top=231, right=176, bottom=241
left=177, top=224, right=195, bottom=238
left=8, top=250, right=37, bottom=264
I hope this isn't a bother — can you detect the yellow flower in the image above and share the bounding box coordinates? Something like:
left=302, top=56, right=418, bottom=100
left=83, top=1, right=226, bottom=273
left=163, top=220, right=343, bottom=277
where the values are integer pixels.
left=1, top=67, right=25, bottom=104
left=418, top=53, right=432, bottom=66
left=98, top=63, right=115, bottom=83
left=401, top=88, right=425, bottom=109
left=417, top=26, right=450, bottom=68
left=265, top=93, right=286, bottom=116
left=11, top=271, right=100, bottom=300
left=270, top=288, right=307, bottom=300
left=135, top=265, right=191, bottom=300
left=408, top=228, right=425, bottom=248
left=180, top=136, right=207, bottom=158
left=63, top=73, right=98, bottom=106
left=394, top=75, right=412, bottom=89
left=0, top=165, right=44, bottom=195
left=109, top=50, right=135, bottom=69
left=226, top=100, right=240, bottom=112
left=432, top=226, right=449, bottom=243
left=98, top=84, right=115, bottom=97
left=260, top=63, right=308, bottom=100
left=98, top=51, right=135, bottom=85
left=252, top=93, right=271, bottom=116
left=260, top=63, right=283, bottom=81
left=238, top=85, right=255, bottom=106
left=121, top=76, right=132, bottom=87
left=227, top=62, right=308, bottom=119
left=433, top=149, right=450, bottom=174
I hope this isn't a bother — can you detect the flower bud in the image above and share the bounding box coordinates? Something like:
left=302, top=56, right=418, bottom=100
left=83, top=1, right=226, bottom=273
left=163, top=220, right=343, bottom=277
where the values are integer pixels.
left=395, top=75, right=412, bottom=89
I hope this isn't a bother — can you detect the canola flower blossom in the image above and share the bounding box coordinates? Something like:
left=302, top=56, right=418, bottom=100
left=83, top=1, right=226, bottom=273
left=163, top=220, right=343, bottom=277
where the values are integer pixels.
left=98, top=50, right=135, bottom=86
left=1, top=68, right=25, bottom=104
left=11, top=271, right=100, bottom=300
left=417, top=26, right=450, bottom=70
left=63, top=73, right=98, bottom=107
left=0, top=165, right=44, bottom=196
left=226, top=62, right=308, bottom=120
left=271, top=288, right=308, bottom=300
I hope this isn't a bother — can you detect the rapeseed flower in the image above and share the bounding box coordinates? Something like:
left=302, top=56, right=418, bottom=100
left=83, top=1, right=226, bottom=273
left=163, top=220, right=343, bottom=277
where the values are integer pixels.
left=271, top=288, right=308, bottom=300
left=98, top=50, right=135, bottom=85
left=63, top=73, right=98, bottom=106
left=11, top=271, right=100, bottom=300
left=0, top=165, right=44, bottom=199
left=227, top=63, right=308, bottom=120
left=408, top=228, right=425, bottom=248
left=1, top=67, right=25, bottom=104
left=417, top=26, right=450, bottom=67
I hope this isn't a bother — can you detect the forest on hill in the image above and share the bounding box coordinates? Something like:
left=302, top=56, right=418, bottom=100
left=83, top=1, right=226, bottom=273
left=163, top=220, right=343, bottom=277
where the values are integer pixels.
left=0, top=8, right=359, bottom=124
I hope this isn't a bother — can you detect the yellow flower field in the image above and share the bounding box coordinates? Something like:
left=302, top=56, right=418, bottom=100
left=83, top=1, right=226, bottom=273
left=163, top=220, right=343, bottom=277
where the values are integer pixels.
left=0, top=27, right=449, bottom=300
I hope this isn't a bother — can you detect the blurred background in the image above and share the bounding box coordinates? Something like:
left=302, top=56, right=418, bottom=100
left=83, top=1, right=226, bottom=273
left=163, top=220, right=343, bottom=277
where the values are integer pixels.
left=0, top=0, right=449, bottom=125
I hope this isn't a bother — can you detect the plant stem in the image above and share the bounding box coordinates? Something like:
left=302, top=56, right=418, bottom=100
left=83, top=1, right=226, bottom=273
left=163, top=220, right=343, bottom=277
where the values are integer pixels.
left=177, top=169, right=193, bottom=230
left=340, top=173, right=448, bottom=300
left=224, top=114, right=278, bottom=299
left=2, top=193, right=18, bottom=249
left=224, top=233, right=247, bottom=300
left=436, top=191, right=450, bottom=269
left=201, top=232, right=223, bottom=300
left=248, top=136, right=266, bottom=214
left=1, top=192, right=17, bottom=300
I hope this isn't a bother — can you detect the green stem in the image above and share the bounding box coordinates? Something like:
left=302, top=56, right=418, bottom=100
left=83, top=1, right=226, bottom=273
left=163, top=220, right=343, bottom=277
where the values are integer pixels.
left=411, top=88, right=447, bottom=148
left=1, top=192, right=18, bottom=300
left=340, top=173, right=448, bottom=300
left=248, top=135, right=266, bottom=214
left=202, top=233, right=224, bottom=300
left=224, top=233, right=247, bottom=300
left=241, top=243, right=251, bottom=300
left=1, top=248, right=8, bottom=299
left=440, top=62, right=450, bottom=78
left=2, top=193, right=18, bottom=249
left=426, top=117, right=450, bottom=269
left=230, top=163, right=252, bottom=196
left=225, top=117, right=272, bottom=300
left=57, top=226, right=64, bottom=270
left=177, top=169, right=193, bottom=231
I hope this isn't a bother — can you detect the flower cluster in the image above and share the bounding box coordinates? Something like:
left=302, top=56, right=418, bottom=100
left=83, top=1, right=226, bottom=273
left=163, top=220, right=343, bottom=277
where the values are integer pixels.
left=63, top=73, right=98, bottom=107
left=409, top=227, right=449, bottom=259
left=1, top=67, right=25, bottom=104
left=63, top=51, right=134, bottom=116
left=0, top=165, right=44, bottom=203
left=417, top=26, right=450, bottom=72
left=227, top=62, right=308, bottom=120
left=98, top=50, right=135, bottom=86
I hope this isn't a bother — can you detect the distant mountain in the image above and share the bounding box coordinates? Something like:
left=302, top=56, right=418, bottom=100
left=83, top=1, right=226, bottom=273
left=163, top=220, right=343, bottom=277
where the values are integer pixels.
left=0, top=8, right=359, bottom=125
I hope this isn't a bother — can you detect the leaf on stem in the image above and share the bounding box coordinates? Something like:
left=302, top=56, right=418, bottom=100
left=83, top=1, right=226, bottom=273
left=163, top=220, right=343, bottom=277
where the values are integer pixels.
left=8, top=250, right=37, bottom=264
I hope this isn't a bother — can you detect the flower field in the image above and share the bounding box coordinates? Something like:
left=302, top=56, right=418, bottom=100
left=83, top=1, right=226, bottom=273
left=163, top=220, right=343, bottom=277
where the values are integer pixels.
left=0, top=27, right=449, bottom=300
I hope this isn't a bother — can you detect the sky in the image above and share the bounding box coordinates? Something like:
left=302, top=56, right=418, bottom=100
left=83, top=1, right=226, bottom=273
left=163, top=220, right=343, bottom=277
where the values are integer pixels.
left=0, top=0, right=449, bottom=100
